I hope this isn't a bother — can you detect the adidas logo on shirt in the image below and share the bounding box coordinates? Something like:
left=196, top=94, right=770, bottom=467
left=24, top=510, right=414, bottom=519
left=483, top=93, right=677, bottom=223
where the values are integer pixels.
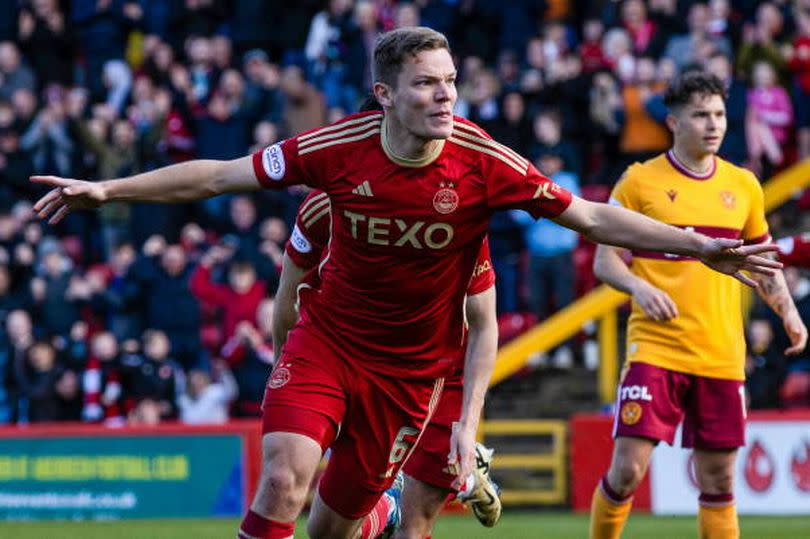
left=352, top=181, right=374, bottom=197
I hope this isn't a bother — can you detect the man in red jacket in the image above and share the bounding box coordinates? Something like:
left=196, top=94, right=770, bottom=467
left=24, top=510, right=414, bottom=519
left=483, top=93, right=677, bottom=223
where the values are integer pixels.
left=190, top=245, right=267, bottom=342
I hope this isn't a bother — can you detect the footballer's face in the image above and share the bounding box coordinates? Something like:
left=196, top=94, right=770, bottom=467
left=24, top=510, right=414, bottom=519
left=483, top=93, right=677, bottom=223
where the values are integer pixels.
left=668, top=93, right=727, bottom=157
left=380, top=48, right=457, bottom=141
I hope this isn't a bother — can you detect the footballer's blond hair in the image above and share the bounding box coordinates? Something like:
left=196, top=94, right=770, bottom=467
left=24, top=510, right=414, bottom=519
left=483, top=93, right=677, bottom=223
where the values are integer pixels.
left=372, top=26, right=450, bottom=87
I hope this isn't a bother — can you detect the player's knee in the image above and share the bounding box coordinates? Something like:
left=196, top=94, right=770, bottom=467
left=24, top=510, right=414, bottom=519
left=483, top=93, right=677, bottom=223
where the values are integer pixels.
left=610, top=459, right=645, bottom=494
left=263, top=467, right=307, bottom=510
left=697, top=465, right=734, bottom=494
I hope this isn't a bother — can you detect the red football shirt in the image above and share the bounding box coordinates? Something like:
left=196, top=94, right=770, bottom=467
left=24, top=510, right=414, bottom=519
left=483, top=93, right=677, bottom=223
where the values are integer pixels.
left=778, top=234, right=810, bottom=268
left=285, top=190, right=495, bottom=298
left=252, top=111, right=572, bottom=378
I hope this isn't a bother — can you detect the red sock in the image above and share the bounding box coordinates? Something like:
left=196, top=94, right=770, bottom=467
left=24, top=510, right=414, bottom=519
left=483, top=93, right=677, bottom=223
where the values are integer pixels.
left=237, top=509, right=295, bottom=539
left=359, top=494, right=393, bottom=539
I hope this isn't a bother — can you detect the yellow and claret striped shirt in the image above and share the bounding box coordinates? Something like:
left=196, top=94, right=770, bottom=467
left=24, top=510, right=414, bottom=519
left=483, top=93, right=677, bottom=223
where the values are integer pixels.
left=610, top=151, right=770, bottom=380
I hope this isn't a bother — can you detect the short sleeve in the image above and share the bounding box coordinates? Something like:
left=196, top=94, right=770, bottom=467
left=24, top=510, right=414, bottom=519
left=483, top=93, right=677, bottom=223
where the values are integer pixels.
left=609, top=165, right=642, bottom=211
left=741, top=172, right=770, bottom=244
left=252, top=136, right=322, bottom=190
left=467, top=237, right=495, bottom=295
left=486, top=160, right=573, bottom=219
left=284, top=191, right=330, bottom=269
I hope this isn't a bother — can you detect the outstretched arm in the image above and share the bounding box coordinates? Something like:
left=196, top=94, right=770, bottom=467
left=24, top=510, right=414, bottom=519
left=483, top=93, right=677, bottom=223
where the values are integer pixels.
left=449, top=286, right=498, bottom=490
left=554, top=197, right=781, bottom=285
left=32, top=155, right=258, bottom=224
left=752, top=264, right=808, bottom=355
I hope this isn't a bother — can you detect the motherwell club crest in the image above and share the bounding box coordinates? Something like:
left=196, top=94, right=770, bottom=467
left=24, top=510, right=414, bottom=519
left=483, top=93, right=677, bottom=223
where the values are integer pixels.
left=720, top=190, right=736, bottom=209
left=620, top=402, right=642, bottom=425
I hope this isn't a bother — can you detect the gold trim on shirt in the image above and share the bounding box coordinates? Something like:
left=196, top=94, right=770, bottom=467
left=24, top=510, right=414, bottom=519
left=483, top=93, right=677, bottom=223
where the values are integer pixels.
left=381, top=115, right=445, bottom=167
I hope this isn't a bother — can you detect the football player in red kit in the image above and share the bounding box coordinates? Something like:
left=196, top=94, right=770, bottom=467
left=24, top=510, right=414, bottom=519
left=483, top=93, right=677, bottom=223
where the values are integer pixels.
left=33, top=26, right=781, bottom=539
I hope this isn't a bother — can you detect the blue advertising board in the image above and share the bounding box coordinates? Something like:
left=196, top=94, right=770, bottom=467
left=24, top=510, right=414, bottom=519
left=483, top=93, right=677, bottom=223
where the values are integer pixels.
left=0, top=433, right=244, bottom=519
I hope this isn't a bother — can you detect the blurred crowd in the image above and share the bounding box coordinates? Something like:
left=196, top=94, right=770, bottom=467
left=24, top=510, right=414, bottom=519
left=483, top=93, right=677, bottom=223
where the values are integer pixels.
left=2, top=0, right=810, bottom=426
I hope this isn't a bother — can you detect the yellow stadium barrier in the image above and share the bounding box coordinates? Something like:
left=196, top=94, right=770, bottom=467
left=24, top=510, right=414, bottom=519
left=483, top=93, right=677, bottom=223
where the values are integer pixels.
left=480, top=420, right=568, bottom=504
left=489, top=158, right=810, bottom=405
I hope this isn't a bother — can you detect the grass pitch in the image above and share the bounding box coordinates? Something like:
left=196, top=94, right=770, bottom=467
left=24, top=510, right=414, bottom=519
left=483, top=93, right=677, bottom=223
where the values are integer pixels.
left=0, top=513, right=807, bottom=538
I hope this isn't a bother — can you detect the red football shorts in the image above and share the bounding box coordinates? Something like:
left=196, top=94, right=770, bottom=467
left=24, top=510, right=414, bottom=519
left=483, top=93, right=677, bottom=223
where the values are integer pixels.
left=613, top=361, right=746, bottom=449
left=403, top=373, right=462, bottom=492
left=261, top=350, right=444, bottom=519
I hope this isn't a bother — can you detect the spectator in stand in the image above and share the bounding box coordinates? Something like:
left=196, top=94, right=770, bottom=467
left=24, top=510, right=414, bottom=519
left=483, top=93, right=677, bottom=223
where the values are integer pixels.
left=745, top=317, right=785, bottom=408
left=185, top=35, right=218, bottom=107
left=120, top=329, right=184, bottom=420
left=178, top=359, right=238, bottom=424
left=737, top=2, right=788, bottom=84
left=102, top=60, right=132, bottom=116
left=786, top=5, right=810, bottom=159
left=81, top=330, right=124, bottom=423
left=242, top=50, right=284, bottom=124
left=127, top=397, right=161, bottom=425
left=0, top=264, right=28, bottom=318
left=708, top=52, right=749, bottom=166
left=0, top=125, right=35, bottom=204
left=621, top=0, right=658, bottom=57
left=746, top=60, right=794, bottom=175
left=190, top=244, right=267, bottom=344
left=127, top=240, right=203, bottom=370
left=221, top=300, right=275, bottom=417
left=211, top=35, right=234, bottom=72
left=754, top=266, right=810, bottom=408
left=20, top=88, right=74, bottom=179
left=589, top=69, right=623, bottom=183
left=617, top=56, right=671, bottom=170
left=0, top=309, right=36, bottom=422
left=529, top=109, right=580, bottom=179
left=17, top=0, right=74, bottom=89
left=11, top=88, right=38, bottom=133
left=580, top=19, right=607, bottom=73
left=511, top=150, right=581, bottom=326
left=0, top=42, right=37, bottom=101
left=488, top=91, right=533, bottom=158
left=305, top=0, right=357, bottom=111
left=70, top=0, right=143, bottom=99
left=14, top=340, right=81, bottom=423
left=664, top=2, right=733, bottom=71
left=30, top=241, right=83, bottom=337
left=279, top=65, right=326, bottom=135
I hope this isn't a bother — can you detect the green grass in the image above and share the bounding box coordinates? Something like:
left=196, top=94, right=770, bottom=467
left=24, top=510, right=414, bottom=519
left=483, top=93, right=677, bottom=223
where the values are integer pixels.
left=0, top=513, right=807, bottom=538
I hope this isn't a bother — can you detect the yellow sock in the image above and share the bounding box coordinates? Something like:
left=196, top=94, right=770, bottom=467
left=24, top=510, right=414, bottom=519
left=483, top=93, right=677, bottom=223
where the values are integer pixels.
left=589, top=480, right=633, bottom=539
left=698, top=503, right=739, bottom=539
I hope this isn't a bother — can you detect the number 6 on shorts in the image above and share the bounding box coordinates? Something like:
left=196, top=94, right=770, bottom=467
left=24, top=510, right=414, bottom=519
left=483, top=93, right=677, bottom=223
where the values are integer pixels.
left=382, top=426, right=420, bottom=478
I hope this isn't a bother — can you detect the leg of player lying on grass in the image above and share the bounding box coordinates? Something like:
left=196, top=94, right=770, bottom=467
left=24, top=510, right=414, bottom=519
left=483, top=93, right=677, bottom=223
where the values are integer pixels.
left=31, top=29, right=785, bottom=539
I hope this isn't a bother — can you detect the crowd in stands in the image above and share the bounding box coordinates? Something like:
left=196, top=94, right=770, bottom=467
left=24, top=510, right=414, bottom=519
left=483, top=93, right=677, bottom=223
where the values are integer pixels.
left=2, top=0, right=810, bottom=425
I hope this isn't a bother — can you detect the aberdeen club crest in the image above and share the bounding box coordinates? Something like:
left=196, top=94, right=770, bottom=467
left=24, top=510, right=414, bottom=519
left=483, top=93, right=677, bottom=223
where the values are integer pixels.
left=433, top=182, right=459, bottom=214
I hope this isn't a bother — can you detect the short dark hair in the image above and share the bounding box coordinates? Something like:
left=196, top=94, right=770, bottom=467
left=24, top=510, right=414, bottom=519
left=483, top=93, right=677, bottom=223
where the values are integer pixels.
left=372, top=27, right=450, bottom=87
left=663, top=71, right=727, bottom=110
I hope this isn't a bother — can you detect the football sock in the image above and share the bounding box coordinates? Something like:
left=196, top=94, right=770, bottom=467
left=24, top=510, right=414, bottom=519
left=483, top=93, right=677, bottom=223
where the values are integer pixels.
left=698, top=492, right=738, bottom=539
left=359, top=493, right=394, bottom=539
left=237, top=509, right=294, bottom=539
left=589, top=475, right=634, bottom=539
